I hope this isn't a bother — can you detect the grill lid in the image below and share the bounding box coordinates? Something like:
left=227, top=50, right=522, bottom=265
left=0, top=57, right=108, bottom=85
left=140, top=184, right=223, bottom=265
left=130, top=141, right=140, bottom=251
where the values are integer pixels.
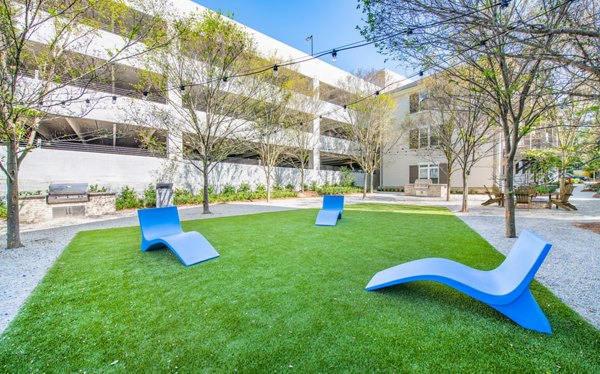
left=48, top=183, right=89, bottom=195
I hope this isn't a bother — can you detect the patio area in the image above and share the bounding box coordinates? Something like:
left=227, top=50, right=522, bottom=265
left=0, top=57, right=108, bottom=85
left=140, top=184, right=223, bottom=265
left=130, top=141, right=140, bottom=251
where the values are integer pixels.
left=0, top=186, right=598, bottom=371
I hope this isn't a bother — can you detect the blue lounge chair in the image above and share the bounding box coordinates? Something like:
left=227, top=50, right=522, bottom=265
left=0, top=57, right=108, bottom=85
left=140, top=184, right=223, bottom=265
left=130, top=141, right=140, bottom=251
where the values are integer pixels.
left=137, top=206, right=219, bottom=266
left=366, top=230, right=553, bottom=333
left=315, top=195, right=344, bottom=226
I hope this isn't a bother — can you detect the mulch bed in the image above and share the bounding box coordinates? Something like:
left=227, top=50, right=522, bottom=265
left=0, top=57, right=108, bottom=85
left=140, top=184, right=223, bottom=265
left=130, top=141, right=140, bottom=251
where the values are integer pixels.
left=574, top=222, right=600, bottom=234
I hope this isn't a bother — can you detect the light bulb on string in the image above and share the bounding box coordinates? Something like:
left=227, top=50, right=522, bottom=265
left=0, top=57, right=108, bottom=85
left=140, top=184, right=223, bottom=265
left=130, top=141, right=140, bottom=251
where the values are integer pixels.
left=180, top=85, right=186, bottom=93
left=419, top=71, right=424, bottom=77
left=375, top=91, right=380, bottom=97
left=332, top=49, right=337, bottom=62
left=273, top=64, right=279, bottom=78
left=223, top=76, right=228, bottom=82
left=112, top=96, right=117, bottom=104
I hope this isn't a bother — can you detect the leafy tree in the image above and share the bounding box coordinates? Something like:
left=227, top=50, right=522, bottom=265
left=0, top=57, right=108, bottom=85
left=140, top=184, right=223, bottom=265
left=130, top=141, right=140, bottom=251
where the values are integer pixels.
left=249, top=62, right=295, bottom=202
left=359, top=0, right=568, bottom=237
left=129, top=9, right=262, bottom=214
left=0, top=0, right=170, bottom=248
left=423, top=70, right=497, bottom=211
left=339, top=72, right=398, bottom=198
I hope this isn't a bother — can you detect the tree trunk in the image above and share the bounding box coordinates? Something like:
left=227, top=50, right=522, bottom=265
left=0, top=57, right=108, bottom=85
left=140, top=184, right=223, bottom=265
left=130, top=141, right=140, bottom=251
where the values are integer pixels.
left=369, top=171, right=374, bottom=193
left=300, top=167, right=305, bottom=193
left=560, top=155, right=567, bottom=191
left=461, top=169, right=469, bottom=212
left=446, top=165, right=452, bottom=201
left=202, top=162, right=211, bottom=214
left=266, top=168, right=271, bottom=202
left=6, top=141, right=23, bottom=249
left=362, top=172, right=367, bottom=199
left=504, top=156, right=517, bottom=238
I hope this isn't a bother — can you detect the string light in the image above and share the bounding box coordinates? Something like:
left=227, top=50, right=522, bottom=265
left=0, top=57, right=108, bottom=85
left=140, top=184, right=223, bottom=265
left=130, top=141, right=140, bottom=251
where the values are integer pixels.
left=180, top=85, right=186, bottom=93
left=143, top=91, right=149, bottom=98
left=85, top=98, right=91, bottom=106
left=406, top=28, right=414, bottom=35
left=112, top=96, right=117, bottom=104
left=273, top=64, right=278, bottom=77
left=332, top=49, right=338, bottom=62
left=375, top=91, right=380, bottom=96
left=419, top=71, right=424, bottom=77
left=501, top=0, right=510, bottom=8
left=222, top=76, right=228, bottom=82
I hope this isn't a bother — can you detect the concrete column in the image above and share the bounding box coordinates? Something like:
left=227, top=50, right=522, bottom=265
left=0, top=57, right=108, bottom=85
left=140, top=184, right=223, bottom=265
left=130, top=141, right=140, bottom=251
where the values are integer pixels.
left=312, top=78, right=321, bottom=172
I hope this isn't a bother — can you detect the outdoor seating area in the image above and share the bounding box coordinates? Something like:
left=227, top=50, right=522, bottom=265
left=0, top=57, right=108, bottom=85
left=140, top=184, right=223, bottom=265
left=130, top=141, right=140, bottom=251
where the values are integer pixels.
left=1, top=0, right=599, bottom=371
left=0, top=202, right=598, bottom=372
left=482, top=184, right=579, bottom=211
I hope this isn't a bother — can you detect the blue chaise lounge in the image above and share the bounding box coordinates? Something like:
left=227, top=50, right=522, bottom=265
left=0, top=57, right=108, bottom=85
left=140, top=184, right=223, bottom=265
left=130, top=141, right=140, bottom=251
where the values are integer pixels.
left=137, top=206, right=219, bottom=266
left=366, top=230, right=553, bottom=333
left=315, top=195, right=344, bottom=226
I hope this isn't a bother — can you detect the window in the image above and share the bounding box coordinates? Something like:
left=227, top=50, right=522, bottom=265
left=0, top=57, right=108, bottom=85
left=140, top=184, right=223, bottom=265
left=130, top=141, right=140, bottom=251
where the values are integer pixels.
left=409, top=91, right=428, bottom=113
left=419, top=163, right=439, bottom=183
left=409, top=93, right=420, bottom=113
left=409, top=127, right=439, bottom=149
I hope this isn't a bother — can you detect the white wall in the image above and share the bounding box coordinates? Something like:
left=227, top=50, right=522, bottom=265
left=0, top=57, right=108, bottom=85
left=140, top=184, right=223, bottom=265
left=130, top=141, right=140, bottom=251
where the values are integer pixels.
left=1, top=148, right=359, bottom=196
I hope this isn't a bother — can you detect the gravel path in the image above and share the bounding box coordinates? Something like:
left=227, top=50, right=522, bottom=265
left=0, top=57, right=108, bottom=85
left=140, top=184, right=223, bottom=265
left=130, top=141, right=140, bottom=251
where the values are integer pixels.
left=1, top=188, right=599, bottom=334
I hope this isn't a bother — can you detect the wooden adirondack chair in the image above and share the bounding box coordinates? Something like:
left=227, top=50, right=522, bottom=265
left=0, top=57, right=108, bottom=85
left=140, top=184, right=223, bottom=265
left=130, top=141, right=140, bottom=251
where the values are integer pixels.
left=515, top=186, right=533, bottom=209
left=482, top=185, right=504, bottom=206
left=550, top=184, right=577, bottom=211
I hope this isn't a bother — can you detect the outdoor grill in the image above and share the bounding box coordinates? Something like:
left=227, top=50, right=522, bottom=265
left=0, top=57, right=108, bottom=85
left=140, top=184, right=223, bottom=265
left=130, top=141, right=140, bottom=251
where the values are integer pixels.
left=46, top=183, right=89, bottom=204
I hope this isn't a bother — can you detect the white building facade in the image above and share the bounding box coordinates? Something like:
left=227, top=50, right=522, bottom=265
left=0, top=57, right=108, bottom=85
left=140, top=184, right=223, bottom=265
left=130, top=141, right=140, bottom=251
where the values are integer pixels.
left=4, top=0, right=381, bottom=195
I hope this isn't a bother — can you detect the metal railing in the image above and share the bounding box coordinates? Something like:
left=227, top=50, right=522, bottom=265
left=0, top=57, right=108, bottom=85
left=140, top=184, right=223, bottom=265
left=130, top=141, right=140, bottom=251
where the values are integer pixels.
left=39, top=140, right=167, bottom=158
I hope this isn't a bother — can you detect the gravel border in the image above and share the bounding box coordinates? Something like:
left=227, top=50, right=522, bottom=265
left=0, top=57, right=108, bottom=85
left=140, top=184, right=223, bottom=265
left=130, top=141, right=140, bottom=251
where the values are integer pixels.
left=1, top=189, right=598, bottom=335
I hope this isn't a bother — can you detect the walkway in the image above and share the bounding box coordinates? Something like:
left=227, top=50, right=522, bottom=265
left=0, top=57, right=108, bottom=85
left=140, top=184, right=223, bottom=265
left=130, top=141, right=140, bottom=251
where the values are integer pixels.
left=1, top=187, right=598, bottom=334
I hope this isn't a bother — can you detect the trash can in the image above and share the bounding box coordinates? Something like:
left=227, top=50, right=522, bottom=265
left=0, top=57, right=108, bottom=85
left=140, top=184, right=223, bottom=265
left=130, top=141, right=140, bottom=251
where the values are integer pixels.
left=156, top=182, right=173, bottom=208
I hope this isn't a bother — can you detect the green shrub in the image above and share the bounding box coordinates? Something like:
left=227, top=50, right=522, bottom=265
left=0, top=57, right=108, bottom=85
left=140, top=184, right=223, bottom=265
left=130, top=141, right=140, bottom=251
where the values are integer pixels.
left=0, top=200, right=7, bottom=219
left=285, top=183, right=295, bottom=191
left=222, top=184, right=236, bottom=195
left=303, top=183, right=309, bottom=191
left=238, top=183, right=252, bottom=193
left=19, top=190, right=42, bottom=197
left=256, top=184, right=266, bottom=192
left=310, top=181, right=317, bottom=191
left=273, top=183, right=283, bottom=191
left=89, top=184, right=108, bottom=193
left=143, top=185, right=156, bottom=208
left=116, top=186, right=142, bottom=210
left=339, top=166, right=355, bottom=187
left=317, top=186, right=362, bottom=195
left=173, top=189, right=194, bottom=205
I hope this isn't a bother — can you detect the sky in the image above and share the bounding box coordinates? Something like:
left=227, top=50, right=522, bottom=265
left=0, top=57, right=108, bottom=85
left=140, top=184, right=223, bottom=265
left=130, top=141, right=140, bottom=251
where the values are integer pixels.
left=192, top=0, right=410, bottom=77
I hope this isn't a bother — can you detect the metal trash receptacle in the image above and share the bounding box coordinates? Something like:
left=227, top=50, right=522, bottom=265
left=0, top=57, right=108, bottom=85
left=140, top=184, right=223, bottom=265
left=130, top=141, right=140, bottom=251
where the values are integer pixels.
left=156, top=182, right=173, bottom=208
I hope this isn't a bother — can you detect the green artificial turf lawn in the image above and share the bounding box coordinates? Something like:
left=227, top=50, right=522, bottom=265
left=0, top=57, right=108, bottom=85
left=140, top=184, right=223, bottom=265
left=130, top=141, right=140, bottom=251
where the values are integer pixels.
left=1, top=203, right=599, bottom=372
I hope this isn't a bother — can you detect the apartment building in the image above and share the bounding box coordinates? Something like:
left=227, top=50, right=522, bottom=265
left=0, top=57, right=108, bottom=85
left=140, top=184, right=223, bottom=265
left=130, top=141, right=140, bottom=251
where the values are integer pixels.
left=5, top=0, right=385, bottom=195
left=379, top=75, right=499, bottom=191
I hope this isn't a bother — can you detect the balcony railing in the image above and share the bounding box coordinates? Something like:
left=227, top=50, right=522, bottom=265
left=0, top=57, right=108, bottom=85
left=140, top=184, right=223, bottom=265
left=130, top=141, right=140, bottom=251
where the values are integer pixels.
left=38, top=140, right=166, bottom=158
left=18, top=68, right=167, bottom=104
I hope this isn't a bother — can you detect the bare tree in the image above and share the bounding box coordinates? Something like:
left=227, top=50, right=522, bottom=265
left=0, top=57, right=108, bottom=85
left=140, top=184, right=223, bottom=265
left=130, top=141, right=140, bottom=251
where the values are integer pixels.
left=423, top=70, right=498, bottom=210
left=249, top=63, right=294, bottom=202
left=0, top=0, right=171, bottom=248
left=288, top=85, right=321, bottom=192
left=339, top=73, right=398, bottom=198
left=548, top=98, right=599, bottom=190
left=130, top=10, right=262, bottom=214
left=359, top=0, right=567, bottom=237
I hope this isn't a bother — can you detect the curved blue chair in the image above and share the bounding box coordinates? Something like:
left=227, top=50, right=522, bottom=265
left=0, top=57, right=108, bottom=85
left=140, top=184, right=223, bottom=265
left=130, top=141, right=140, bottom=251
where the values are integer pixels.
left=366, top=230, right=553, bottom=333
left=315, top=195, right=344, bottom=226
left=137, top=206, right=219, bottom=266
